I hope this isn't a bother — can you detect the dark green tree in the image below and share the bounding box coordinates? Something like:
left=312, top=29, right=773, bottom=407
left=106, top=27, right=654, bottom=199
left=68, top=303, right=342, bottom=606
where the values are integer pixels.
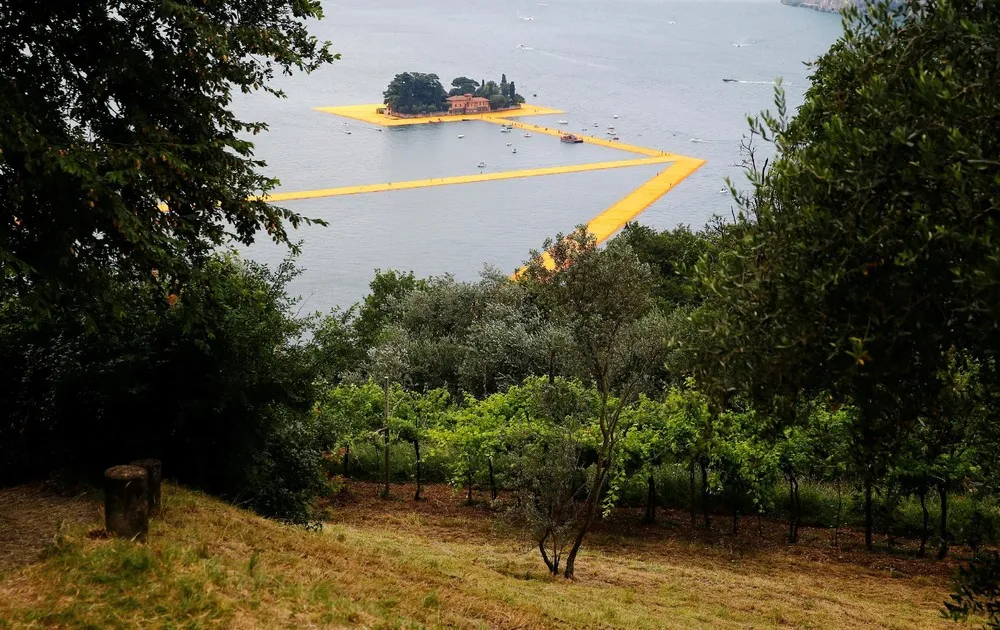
left=1, top=0, right=336, bottom=319
left=383, top=72, right=447, bottom=114
left=449, top=76, right=479, bottom=95
left=353, top=269, right=424, bottom=353
left=698, top=0, right=1000, bottom=550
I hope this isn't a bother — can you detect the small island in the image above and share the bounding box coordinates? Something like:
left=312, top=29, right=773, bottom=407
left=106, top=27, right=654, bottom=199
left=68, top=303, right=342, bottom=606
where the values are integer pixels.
left=381, top=72, right=526, bottom=117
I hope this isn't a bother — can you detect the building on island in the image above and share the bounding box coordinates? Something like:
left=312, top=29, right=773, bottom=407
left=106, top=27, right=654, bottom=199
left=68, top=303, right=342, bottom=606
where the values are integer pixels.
left=446, top=94, right=491, bottom=114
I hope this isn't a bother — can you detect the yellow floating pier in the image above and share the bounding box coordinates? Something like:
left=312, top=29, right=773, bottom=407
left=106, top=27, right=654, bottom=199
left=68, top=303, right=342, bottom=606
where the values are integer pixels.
left=484, top=119, right=667, bottom=158
left=585, top=157, right=704, bottom=243
left=262, top=156, right=673, bottom=203
left=296, top=103, right=707, bottom=254
left=315, top=103, right=564, bottom=127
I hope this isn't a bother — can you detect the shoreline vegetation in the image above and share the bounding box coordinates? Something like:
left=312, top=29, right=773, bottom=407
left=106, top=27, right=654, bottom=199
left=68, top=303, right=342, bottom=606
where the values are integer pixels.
left=381, top=72, right=526, bottom=117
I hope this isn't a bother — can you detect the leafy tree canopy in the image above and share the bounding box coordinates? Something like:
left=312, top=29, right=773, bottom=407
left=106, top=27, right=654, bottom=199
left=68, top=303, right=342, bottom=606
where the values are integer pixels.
left=383, top=72, right=448, bottom=114
left=1, top=0, right=337, bottom=320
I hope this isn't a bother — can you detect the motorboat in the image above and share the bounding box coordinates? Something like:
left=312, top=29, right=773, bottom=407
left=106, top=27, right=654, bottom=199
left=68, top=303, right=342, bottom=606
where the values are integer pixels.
left=606, top=130, right=614, bottom=135
left=613, top=114, right=619, bottom=119
left=524, top=132, right=532, bottom=138
left=561, top=134, right=584, bottom=144
left=506, top=142, right=512, bottom=146
left=593, top=122, right=598, bottom=127
left=608, top=125, right=615, bottom=130
left=512, top=148, right=517, bottom=154
left=478, top=162, right=486, bottom=168
left=458, top=134, right=465, bottom=138
left=500, top=127, right=511, bottom=133
left=722, top=78, right=738, bottom=83
left=557, top=120, right=569, bottom=125
left=612, top=136, right=620, bottom=141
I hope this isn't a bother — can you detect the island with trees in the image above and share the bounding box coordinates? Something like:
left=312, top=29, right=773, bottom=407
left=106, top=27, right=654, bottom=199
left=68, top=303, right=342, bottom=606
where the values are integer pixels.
left=381, top=72, right=526, bottom=117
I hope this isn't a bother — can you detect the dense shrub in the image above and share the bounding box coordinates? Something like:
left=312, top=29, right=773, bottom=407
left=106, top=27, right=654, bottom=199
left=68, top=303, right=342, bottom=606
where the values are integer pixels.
left=0, top=254, right=327, bottom=521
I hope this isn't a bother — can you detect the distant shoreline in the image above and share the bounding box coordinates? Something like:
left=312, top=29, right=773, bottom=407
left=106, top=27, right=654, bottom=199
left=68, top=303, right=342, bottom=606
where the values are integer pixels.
left=781, top=0, right=853, bottom=12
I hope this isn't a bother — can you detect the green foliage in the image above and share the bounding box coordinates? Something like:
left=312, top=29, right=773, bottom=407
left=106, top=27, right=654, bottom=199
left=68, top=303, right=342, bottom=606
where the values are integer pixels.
left=383, top=72, right=448, bottom=114
left=947, top=552, right=1000, bottom=628
left=1, top=0, right=337, bottom=319
left=617, top=223, right=712, bottom=310
left=316, top=381, right=385, bottom=458
left=0, top=254, right=326, bottom=521
left=449, top=76, right=479, bottom=95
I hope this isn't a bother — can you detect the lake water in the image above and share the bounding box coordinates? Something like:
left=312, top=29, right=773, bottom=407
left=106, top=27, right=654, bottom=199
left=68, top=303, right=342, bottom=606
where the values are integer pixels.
left=239, top=0, right=843, bottom=312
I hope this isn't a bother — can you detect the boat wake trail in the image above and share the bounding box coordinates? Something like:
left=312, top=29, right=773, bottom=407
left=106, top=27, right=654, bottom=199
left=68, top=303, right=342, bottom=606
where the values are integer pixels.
left=722, top=79, right=786, bottom=85
left=515, top=45, right=611, bottom=70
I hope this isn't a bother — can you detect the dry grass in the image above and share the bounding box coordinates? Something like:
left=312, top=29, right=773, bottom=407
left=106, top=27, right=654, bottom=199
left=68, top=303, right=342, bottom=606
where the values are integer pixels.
left=0, top=481, right=964, bottom=629
left=0, top=484, right=100, bottom=573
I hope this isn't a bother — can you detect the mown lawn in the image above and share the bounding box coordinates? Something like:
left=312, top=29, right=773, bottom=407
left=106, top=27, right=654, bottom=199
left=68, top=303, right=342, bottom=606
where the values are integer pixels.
left=0, top=482, right=963, bottom=628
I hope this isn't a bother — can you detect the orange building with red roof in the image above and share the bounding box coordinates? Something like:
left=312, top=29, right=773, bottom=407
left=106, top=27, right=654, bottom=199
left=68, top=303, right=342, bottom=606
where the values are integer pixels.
left=446, top=94, right=491, bottom=114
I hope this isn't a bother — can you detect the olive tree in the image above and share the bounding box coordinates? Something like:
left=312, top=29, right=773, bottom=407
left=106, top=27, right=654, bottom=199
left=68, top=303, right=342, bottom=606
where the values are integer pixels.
left=522, top=227, right=667, bottom=578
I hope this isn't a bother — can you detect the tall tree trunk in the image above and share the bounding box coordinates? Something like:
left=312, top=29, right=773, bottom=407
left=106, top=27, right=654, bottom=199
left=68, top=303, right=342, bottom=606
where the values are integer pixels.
left=864, top=474, right=873, bottom=551
left=689, top=461, right=696, bottom=529
left=788, top=477, right=795, bottom=543
left=563, top=457, right=609, bottom=579
left=917, top=488, right=929, bottom=557
left=937, top=484, right=949, bottom=559
left=700, top=461, right=711, bottom=529
left=467, top=470, right=474, bottom=505
left=644, top=474, right=656, bottom=524
left=382, top=377, right=391, bottom=499
left=538, top=530, right=557, bottom=575
left=788, top=476, right=800, bottom=543
left=488, top=456, right=497, bottom=501
left=732, top=497, right=739, bottom=535
left=343, top=444, right=350, bottom=477
left=413, top=440, right=422, bottom=501
left=834, top=477, right=843, bottom=548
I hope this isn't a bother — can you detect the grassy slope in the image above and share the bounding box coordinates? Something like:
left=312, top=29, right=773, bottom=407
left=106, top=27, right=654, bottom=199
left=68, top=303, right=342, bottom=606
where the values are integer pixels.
left=0, top=482, right=959, bottom=629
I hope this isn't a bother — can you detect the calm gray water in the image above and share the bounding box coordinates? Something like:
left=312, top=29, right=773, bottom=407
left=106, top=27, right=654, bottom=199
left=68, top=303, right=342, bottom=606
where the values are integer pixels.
left=239, top=0, right=842, bottom=312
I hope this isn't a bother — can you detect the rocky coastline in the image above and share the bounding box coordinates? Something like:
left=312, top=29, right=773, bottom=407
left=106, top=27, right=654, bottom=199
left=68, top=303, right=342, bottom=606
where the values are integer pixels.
left=781, top=0, right=856, bottom=12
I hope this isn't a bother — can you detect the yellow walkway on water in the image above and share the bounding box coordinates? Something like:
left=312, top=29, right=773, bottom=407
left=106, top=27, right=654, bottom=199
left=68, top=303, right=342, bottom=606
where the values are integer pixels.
left=315, top=103, right=564, bottom=127
left=485, top=119, right=665, bottom=158
left=586, top=157, right=704, bottom=242
left=518, top=156, right=706, bottom=273
left=262, top=156, right=673, bottom=203
left=300, top=102, right=707, bottom=262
